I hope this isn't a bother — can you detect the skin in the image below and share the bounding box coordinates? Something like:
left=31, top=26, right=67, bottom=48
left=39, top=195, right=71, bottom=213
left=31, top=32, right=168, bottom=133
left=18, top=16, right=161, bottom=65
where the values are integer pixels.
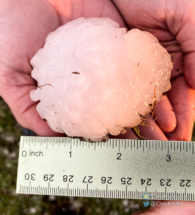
left=113, top=0, right=195, bottom=143
left=0, top=0, right=194, bottom=214
left=112, top=0, right=195, bottom=214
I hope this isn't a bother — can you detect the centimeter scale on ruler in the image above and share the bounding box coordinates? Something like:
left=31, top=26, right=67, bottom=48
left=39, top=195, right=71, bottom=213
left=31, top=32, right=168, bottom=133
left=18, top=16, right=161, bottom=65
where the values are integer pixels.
left=16, top=136, right=195, bottom=201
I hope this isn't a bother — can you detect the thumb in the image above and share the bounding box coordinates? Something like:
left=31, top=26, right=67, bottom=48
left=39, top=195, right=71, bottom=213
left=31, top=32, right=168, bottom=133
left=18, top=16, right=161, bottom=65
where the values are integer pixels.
left=0, top=80, right=64, bottom=137
left=132, top=201, right=195, bottom=215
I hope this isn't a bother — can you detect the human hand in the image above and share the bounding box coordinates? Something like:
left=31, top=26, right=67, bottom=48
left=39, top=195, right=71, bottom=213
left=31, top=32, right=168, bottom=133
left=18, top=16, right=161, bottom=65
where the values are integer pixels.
left=112, top=0, right=195, bottom=142
left=112, top=0, right=195, bottom=214
left=0, top=0, right=169, bottom=140
left=0, top=0, right=63, bottom=136
left=0, top=0, right=124, bottom=136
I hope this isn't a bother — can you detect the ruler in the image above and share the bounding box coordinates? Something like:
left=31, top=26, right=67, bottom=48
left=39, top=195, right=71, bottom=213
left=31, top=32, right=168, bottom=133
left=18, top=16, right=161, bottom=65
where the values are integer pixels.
left=16, top=136, right=195, bottom=201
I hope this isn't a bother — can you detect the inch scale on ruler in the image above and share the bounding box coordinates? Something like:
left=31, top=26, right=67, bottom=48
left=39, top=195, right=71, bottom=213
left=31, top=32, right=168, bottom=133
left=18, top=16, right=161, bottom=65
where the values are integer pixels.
left=16, top=136, right=195, bottom=201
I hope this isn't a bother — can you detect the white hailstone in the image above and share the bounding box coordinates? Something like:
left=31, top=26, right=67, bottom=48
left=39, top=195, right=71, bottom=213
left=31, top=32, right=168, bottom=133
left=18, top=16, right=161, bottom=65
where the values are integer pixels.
left=30, top=17, right=172, bottom=141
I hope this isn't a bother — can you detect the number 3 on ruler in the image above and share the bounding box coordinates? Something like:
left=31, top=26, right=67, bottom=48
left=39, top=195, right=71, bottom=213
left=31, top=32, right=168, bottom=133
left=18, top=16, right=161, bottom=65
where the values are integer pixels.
left=166, top=155, right=171, bottom=162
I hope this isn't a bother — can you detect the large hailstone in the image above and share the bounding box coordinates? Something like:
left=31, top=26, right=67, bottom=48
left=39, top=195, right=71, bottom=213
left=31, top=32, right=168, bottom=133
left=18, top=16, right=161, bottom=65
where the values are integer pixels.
left=30, top=17, right=172, bottom=141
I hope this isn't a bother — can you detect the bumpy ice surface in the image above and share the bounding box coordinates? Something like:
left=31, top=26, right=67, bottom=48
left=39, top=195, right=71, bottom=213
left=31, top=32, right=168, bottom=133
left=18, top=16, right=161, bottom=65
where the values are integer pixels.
left=30, top=17, right=172, bottom=141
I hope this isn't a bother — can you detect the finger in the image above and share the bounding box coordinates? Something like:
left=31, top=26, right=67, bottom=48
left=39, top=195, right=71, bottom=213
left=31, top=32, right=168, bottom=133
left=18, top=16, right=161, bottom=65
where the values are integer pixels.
left=167, top=75, right=195, bottom=141
left=167, top=51, right=183, bottom=79
left=137, top=115, right=168, bottom=140
left=50, top=0, right=126, bottom=27
left=112, top=0, right=174, bottom=41
left=184, top=52, right=195, bottom=90
left=160, top=40, right=184, bottom=81
left=132, top=201, right=195, bottom=215
left=113, top=128, right=139, bottom=139
left=153, top=95, right=177, bottom=133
